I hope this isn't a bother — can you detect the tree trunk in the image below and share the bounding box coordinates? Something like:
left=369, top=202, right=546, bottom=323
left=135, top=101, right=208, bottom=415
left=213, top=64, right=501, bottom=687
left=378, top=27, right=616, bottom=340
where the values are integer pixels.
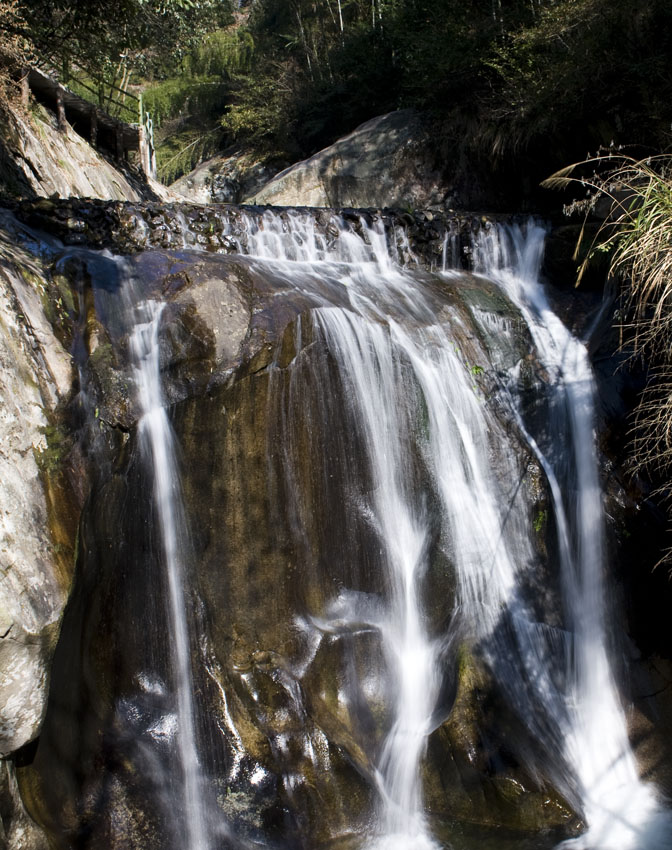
left=90, top=107, right=97, bottom=147
left=56, top=89, right=66, bottom=131
left=20, top=68, right=29, bottom=109
left=293, top=3, right=314, bottom=80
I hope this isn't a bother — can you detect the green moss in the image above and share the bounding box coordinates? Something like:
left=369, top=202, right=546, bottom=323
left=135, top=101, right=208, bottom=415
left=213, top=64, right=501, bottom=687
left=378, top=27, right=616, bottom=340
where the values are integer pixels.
left=52, top=274, right=77, bottom=315
left=34, top=421, right=73, bottom=476
left=19, top=266, right=47, bottom=297
left=19, top=266, right=78, bottom=348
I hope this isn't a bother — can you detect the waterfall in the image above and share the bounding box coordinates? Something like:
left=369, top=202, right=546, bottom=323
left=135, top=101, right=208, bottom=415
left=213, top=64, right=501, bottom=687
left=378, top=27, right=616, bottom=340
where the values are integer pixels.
left=200, top=209, right=670, bottom=848
left=229, top=210, right=670, bottom=848
left=129, top=297, right=210, bottom=850
left=469, top=222, right=672, bottom=850
left=310, top=308, right=440, bottom=850
left=29, top=205, right=672, bottom=850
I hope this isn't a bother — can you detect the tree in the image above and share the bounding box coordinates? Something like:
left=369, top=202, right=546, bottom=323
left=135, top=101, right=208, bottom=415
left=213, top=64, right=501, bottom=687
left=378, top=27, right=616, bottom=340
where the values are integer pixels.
left=0, top=0, right=31, bottom=106
left=14, top=0, right=234, bottom=82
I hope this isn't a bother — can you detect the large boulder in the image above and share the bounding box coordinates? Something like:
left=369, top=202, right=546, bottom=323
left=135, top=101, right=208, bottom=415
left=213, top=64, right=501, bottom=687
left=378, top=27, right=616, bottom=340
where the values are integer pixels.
left=169, top=148, right=286, bottom=205
left=245, top=110, right=451, bottom=209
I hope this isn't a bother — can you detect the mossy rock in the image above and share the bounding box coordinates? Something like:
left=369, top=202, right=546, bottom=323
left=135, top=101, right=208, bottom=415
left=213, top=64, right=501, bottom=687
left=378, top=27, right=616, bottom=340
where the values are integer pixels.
left=423, top=645, right=581, bottom=836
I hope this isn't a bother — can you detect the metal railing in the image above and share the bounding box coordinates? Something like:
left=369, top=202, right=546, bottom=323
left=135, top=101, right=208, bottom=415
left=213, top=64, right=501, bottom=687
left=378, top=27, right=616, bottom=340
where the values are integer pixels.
left=32, top=56, right=156, bottom=178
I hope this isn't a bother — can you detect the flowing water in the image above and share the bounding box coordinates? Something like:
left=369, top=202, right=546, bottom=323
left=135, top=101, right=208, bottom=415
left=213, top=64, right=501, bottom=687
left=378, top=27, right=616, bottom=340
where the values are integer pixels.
left=128, top=295, right=210, bottom=850
left=47, top=207, right=672, bottom=850
left=232, top=210, right=671, bottom=848
left=470, top=223, right=672, bottom=850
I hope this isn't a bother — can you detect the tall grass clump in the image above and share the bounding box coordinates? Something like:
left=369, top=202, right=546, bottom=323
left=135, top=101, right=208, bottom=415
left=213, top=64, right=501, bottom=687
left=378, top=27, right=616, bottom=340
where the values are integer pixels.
left=545, top=154, right=672, bottom=558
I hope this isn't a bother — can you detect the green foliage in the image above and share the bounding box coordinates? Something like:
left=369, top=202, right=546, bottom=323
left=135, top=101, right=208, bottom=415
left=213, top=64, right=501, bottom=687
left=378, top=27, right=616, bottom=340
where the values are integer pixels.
left=140, top=26, right=255, bottom=181
left=222, top=65, right=298, bottom=153
left=154, top=119, right=223, bottom=182
left=222, top=0, right=401, bottom=157
left=141, top=25, right=254, bottom=130
left=486, top=0, right=672, bottom=155
left=143, top=76, right=225, bottom=127
left=35, top=421, right=72, bottom=475
left=11, top=0, right=234, bottom=123
left=19, top=0, right=235, bottom=76
left=219, top=0, right=672, bottom=178
left=184, top=27, right=255, bottom=78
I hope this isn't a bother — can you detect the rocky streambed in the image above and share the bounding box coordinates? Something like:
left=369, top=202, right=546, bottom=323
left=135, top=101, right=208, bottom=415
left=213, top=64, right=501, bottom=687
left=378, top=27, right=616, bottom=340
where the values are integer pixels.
left=6, top=197, right=580, bottom=281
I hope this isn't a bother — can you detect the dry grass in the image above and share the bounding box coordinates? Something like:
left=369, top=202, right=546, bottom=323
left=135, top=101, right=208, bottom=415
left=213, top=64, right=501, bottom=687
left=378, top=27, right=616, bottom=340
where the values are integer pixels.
left=545, top=153, right=672, bottom=562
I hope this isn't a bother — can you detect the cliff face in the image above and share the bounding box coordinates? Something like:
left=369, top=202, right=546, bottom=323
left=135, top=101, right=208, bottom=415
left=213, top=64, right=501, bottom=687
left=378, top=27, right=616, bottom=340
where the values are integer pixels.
left=0, top=214, right=81, bottom=849
left=0, top=104, right=173, bottom=203
left=0, top=216, right=75, bottom=758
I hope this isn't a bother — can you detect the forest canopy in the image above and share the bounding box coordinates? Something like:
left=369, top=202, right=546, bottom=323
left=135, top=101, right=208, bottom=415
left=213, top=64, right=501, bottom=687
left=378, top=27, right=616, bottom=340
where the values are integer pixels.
left=221, top=0, right=672, bottom=162
left=2, top=0, right=672, bottom=183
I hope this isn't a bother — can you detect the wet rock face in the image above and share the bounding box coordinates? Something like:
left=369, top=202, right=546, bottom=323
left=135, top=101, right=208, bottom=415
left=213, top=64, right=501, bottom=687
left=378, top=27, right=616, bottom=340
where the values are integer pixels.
left=7, top=234, right=586, bottom=850
left=17, top=261, right=382, bottom=849
left=0, top=227, right=78, bottom=759
left=0, top=219, right=89, bottom=850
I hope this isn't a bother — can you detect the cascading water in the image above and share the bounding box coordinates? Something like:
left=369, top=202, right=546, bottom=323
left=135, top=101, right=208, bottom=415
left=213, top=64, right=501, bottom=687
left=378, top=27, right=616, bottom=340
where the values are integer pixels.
left=310, top=308, right=440, bottom=850
left=469, top=223, right=672, bottom=850
left=128, top=295, right=210, bottom=850
left=217, top=209, right=671, bottom=848
left=19, top=204, right=672, bottom=850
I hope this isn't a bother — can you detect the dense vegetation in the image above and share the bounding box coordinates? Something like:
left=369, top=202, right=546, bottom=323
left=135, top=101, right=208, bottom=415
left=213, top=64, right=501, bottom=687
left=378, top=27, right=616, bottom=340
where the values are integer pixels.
left=3, top=0, right=672, bottom=189
left=218, top=0, right=672, bottom=201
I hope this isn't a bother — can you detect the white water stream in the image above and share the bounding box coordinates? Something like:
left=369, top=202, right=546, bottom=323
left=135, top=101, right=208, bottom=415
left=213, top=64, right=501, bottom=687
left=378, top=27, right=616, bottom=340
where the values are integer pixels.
left=129, top=300, right=210, bottom=850
left=312, top=308, right=441, bottom=850
left=234, top=210, right=670, bottom=848
left=470, top=223, right=672, bottom=850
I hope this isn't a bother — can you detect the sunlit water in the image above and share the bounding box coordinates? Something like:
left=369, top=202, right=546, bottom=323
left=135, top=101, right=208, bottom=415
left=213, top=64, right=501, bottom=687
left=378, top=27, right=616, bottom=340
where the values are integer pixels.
left=469, top=223, right=672, bottom=849
left=117, top=206, right=671, bottom=849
